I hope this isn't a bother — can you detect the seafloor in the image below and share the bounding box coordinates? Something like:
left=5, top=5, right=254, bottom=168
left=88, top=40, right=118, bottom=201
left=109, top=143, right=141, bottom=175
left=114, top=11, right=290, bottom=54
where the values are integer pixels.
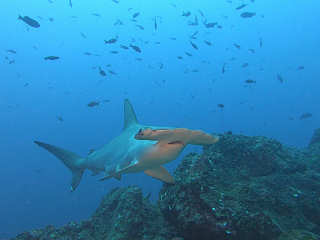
left=12, top=129, right=320, bottom=240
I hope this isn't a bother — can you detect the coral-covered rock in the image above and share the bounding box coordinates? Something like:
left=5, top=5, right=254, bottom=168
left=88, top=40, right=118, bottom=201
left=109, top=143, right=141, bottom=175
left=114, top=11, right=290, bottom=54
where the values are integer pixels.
left=11, top=132, right=320, bottom=240
left=309, top=128, right=320, bottom=147
left=158, top=133, right=320, bottom=240
left=89, top=186, right=174, bottom=240
left=277, top=229, right=320, bottom=240
left=12, top=186, right=175, bottom=240
left=308, top=129, right=320, bottom=172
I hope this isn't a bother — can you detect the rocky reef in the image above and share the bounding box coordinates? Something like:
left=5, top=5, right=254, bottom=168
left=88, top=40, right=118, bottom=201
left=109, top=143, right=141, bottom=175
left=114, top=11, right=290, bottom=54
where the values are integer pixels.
left=12, top=129, right=320, bottom=240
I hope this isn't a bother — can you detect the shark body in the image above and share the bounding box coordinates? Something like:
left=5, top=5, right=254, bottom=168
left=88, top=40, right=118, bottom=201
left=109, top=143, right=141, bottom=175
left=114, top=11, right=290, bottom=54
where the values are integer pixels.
left=34, top=99, right=218, bottom=191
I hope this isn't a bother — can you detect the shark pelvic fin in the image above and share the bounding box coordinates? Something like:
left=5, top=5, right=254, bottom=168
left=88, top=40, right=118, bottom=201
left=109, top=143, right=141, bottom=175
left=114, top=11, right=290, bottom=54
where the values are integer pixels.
left=34, top=141, right=85, bottom=191
left=123, top=99, right=138, bottom=129
left=144, top=166, right=175, bottom=183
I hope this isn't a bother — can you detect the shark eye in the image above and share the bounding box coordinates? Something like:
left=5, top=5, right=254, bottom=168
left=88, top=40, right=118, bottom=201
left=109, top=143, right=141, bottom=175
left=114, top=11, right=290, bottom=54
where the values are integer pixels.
left=137, top=129, right=144, bottom=136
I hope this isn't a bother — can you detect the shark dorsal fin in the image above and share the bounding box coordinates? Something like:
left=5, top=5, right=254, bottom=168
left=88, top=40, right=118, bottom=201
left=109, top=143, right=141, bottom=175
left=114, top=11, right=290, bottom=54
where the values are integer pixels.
left=123, top=99, right=138, bottom=129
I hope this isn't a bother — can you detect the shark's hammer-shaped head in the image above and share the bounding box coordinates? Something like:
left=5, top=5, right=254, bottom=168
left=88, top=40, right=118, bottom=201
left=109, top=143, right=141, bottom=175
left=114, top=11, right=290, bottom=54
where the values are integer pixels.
left=135, top=128, right=172, bottom=141
left=135, top=127, right=219, bottom=146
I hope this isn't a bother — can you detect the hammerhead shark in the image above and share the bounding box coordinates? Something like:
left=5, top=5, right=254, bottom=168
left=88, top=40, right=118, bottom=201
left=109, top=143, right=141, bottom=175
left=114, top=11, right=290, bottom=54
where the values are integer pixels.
left=34, top=99, right=219, bottom=191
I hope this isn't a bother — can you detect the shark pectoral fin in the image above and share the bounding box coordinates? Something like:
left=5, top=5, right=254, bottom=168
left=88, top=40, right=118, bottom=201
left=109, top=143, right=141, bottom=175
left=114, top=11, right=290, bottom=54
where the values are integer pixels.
left=99, top=172, right=121, bottom=181
left=144, top=166, right=175, bottom=184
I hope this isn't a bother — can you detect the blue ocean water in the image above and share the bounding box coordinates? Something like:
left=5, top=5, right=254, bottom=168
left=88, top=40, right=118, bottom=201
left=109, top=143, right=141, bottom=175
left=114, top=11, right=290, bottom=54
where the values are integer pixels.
left=1, top=0, right=319, bottom=238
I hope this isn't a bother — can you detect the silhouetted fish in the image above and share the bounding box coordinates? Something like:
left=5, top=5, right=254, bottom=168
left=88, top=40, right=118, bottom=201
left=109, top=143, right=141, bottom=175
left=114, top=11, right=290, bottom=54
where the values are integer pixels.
left=198, top=10, right=205, bottom=18
left=245, top=79, right=256, bottom=84
left=18, top=15, right=40, bottom=28
left=222, top=63, right=226, bottom=74
left=114, top=19, right=123, bottom=26
left=300, top=113, right=312, bottom=120
left=297, top=66, right=304, bottom=70
left=99, top=67, right=106, bottom=76
left=130, top=44, right=141, bottom=53
left=57, top=116, right=64, bottom=122
left=234, top=43, right=241, bottom=49
left=132, top=12, right=140, bottom=18
left=182, top=11, right=191, bottom=17
left=80, top=32, right=87, bottom=38
left=108, top=70, right=117, bottom=75
left=240, top=12, right=256, bottom=18
left=7, top=49, right=17, bottom=54
left=136, top=24, right=144, bottom=30
left=104, top=37, right=118, bottom=44
left=190, top=31, right=198, bottom=39
left=277, top=74, right=284, bottom=83
left=44, top=56, right=59, bottom=60
left=236, top=4, right=248, bottom=10
left=204, top=40, right=212, bottom=46
left=154, top=17, right=158, bottom=30
left=190, top=41, right=198, bottom=50
left=87, top=101, right=100, bottom=107
left=204, top=22, right=217, bottom=28
left=7, top=59, right=15, bottom=64
left=120, top=45, right=129, bottom=49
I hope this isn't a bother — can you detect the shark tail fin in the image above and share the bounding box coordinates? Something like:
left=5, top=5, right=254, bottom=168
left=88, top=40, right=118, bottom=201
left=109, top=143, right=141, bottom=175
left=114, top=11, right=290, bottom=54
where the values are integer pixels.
left=34, top=141, right=85, bottom=191
left=123, top=99, right=138, bottom=129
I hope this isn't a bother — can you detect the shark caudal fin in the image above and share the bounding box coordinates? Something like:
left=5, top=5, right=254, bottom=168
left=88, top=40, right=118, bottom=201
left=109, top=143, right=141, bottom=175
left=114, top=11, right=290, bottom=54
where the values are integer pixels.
left=34, top=141, right=86, bottom=191
left=123, top=99, right=138, bottom=129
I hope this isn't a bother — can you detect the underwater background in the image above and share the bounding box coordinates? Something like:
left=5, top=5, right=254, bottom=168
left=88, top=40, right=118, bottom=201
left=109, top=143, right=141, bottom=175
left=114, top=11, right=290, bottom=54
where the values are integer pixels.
left=1, top=0, right=319, bottom=238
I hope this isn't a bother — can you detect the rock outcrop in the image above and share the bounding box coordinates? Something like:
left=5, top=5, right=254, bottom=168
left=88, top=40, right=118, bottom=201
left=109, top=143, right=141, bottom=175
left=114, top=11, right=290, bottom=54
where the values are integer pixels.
left=11, top=130, right=320, bottom=240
